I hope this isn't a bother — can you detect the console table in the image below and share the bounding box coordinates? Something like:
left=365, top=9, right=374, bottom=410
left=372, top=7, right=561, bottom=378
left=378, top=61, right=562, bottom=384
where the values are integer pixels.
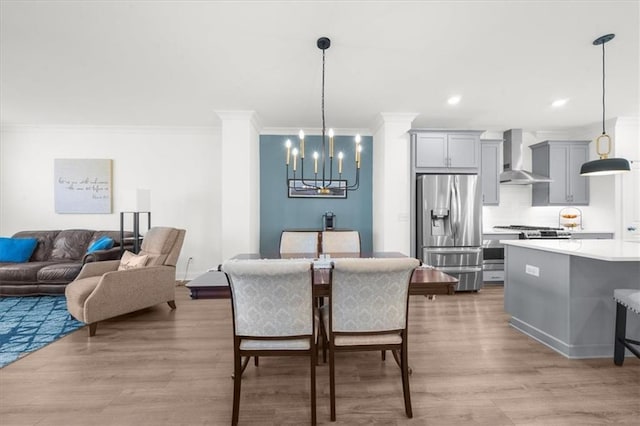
left=119, top=211, right=151, bottom=254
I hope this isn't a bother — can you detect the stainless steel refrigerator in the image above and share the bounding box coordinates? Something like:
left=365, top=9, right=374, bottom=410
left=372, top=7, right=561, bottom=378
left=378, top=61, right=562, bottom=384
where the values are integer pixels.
left=416, top=174, right=483, bottom=291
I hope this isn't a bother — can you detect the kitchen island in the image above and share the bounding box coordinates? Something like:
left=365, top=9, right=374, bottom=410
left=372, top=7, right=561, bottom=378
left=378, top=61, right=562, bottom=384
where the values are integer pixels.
left=503, top=239, right=640, bottom=358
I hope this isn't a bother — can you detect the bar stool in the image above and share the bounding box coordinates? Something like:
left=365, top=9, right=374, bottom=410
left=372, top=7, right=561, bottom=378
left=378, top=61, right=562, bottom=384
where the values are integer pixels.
left=613, top=289, right=640, bottom=366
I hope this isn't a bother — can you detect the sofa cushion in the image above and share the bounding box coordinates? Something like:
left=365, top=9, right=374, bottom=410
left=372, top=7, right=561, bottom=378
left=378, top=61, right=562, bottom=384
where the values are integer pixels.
left=0, top=261, right=58, bottom=284
left=91, top=230, right=134, bottom=248
left=37, top=262, right=84, bottom=284
left=51, top=230, right=94, bottom=261
left=0, top=237, right=39, bottom=262
left=12, top=231, right=60, bottom=261
left=118, top=251, right=149, bottom=271
left=87, top=236, right=114, bottom=253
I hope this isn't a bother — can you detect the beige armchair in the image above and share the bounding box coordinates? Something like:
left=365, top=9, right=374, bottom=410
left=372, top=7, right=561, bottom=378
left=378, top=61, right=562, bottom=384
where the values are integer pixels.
left=65, top=227, right=186, bottom=336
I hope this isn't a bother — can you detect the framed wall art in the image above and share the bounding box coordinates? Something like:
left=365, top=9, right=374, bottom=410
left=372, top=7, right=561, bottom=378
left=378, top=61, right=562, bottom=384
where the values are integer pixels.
left=54, top=159, right=113, bottom=214
left=287, top=179, right=347, bottom=199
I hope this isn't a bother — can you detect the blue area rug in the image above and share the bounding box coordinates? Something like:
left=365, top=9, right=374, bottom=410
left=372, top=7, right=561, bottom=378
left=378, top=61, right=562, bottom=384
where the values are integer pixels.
left=0, top=296, right=84, bottom=368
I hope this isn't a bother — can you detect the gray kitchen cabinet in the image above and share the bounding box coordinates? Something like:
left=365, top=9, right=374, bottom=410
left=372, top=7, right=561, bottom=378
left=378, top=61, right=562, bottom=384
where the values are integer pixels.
left=530, top=140, right=590, bottom=206
left=411, top=130, right=482, bottom=173
left=481, top=139, right=501, bottom=205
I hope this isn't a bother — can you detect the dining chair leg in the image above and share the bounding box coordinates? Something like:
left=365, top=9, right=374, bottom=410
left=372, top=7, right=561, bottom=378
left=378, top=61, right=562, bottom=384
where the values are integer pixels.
left=319, top=318, right=327, bottom=364
left=310, top=340, right=317, bottom=425
left=254, top=356, right=259, bottom=367
left=232, top=351, right=242, bottom=425
left=329, top=344, right=336, bottom=421
left=381, top=350, right=386, bottom=361
left=235, top=356, right=251, bottom=378
left=401, top=339, right=413, bottom=418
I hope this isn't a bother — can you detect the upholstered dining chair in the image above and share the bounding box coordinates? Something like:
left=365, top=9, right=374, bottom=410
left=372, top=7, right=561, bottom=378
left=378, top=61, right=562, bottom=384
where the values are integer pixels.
left=320, top=257, right=420, bottom=421
left=321, top=230, right=361, bottom=254
left=65, top=227, right=186, bottom=336
left=279, top=231, right=319, bottom=255
left=221, top=259, right=317, bottom=426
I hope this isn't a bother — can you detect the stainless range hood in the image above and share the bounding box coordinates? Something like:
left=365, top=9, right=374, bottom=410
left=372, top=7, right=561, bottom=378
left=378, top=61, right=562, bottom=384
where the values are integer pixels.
left=499, top=129, right=552, bottom=185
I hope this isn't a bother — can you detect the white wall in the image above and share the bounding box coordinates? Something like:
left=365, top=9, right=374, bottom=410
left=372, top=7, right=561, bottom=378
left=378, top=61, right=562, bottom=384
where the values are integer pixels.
left=0, top=125, right=222, bottom=279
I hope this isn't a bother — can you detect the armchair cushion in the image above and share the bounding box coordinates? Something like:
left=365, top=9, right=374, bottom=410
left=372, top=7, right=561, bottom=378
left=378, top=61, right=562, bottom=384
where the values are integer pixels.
left=118, top=251, right=149, bottom=271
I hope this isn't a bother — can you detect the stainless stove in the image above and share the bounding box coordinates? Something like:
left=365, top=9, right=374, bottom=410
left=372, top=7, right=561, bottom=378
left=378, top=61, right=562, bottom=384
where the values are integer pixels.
left=494, top=225, right=572, bottom=239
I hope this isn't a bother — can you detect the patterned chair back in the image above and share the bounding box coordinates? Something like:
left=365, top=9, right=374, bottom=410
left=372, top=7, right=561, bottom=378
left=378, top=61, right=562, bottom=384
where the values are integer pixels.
left=330, top=257, right=420, bottom=333
left=279, top=231, right=319, bottom=254
left=321, top=231, right=361, bottom=254
left=222, top=259, right=314, bottom=337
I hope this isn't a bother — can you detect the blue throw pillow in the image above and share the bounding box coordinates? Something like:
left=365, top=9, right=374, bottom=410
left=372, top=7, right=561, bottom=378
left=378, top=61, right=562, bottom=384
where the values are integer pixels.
left=0, top=237, right=39, bottom=262
left=87, top=236, right=115, bottom=253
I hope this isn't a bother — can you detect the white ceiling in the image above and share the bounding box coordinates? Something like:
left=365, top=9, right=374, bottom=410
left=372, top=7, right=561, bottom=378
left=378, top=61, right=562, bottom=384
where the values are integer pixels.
left=1, top=0, right=639, bottom=132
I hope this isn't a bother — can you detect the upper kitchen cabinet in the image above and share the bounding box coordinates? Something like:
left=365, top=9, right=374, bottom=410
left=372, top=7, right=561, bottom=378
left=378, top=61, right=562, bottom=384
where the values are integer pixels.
left=530, top=140, right=590, bottom=206
left=481, top=139, right=501, bottom=205
left=411, top=130, right=483, bottom=173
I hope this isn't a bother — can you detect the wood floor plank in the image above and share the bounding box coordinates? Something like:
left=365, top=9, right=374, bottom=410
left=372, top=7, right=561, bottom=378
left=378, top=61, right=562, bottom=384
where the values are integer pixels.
left=0, top=286, right=638, bottom=425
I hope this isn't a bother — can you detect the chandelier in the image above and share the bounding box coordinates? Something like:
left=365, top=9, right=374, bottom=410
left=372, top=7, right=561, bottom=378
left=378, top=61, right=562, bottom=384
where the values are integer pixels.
left=580, top=33, right=630, bottom=176
left=285, top=37, right=361, bottom=196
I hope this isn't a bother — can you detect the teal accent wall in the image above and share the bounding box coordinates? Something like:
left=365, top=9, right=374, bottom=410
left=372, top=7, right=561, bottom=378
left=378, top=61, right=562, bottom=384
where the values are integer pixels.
left=260, top=134, right=373, bottom=254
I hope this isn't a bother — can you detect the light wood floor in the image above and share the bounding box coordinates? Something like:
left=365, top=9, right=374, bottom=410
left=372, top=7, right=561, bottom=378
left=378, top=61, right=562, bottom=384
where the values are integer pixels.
left=1, top=285, right=638, bottom=425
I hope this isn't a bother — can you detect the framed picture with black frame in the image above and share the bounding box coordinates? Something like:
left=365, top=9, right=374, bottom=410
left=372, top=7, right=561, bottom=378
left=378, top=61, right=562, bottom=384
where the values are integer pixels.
left=287, top=179, right=347, bottom=199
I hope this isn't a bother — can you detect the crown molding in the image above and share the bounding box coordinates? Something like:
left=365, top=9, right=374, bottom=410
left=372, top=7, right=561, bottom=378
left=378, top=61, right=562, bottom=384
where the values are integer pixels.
left=0, top=124, right=219, bottom=135
left=371, top=112, right=419, bottom=134
left=261, top=127, right=371, bottom=137
left=214, top=110, right=261, bottom=132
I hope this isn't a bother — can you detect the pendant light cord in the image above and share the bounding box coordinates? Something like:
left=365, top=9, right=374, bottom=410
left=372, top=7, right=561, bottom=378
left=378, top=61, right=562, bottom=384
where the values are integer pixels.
left=601, top=41, right=606, bottom=135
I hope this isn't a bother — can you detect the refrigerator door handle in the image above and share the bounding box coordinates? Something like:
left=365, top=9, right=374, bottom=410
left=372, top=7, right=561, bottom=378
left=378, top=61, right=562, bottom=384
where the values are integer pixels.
left=425, top=247, right=483, bottom=254
left=451, top=176, right=459, bottom=241
left=436, top=266, right=483, bottom=273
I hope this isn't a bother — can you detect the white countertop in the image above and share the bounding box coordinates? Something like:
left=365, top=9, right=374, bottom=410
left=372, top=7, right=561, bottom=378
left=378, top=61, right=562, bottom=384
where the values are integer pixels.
left=569, top=230, right=615, bottom=234
left=483, top=229, right=521, bottom=235
left=484, top=228, right=614, bottom=235
left=502, top=239, right=640, bottom=262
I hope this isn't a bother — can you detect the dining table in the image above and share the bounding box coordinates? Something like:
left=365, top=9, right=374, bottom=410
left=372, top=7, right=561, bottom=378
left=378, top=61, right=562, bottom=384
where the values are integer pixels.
left=227, top=252, right=458, bottom=298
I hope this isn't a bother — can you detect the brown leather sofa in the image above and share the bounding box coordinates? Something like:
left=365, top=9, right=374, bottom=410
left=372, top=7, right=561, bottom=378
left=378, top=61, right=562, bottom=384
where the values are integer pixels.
left=0, top=229, right=134, bottom=296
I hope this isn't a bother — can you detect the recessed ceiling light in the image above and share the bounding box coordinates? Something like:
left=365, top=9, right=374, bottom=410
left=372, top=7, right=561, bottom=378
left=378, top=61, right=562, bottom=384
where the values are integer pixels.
left=551, top=98, right=569, bottom=107
left=447, top=96, right=461, bottom=105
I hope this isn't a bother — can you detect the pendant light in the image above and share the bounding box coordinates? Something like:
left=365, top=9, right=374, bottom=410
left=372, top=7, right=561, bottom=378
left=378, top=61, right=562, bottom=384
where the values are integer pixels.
left=284, top=37, right=362, bottom=196
left=580, top=34, right=630, bottom=176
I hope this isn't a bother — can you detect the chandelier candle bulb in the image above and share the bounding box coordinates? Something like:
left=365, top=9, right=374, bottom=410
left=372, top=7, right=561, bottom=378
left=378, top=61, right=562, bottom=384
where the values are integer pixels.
left=313, top=151, right=319, bottom=174
left=292, top=148, right=298, bottom=171
left=285, top=139, right=291, bottom=165
left=338, top=152, right=343, bottom=174
left=299, top=130, right=305, bottom=158
left=329, top=128, right=334, bottom=157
